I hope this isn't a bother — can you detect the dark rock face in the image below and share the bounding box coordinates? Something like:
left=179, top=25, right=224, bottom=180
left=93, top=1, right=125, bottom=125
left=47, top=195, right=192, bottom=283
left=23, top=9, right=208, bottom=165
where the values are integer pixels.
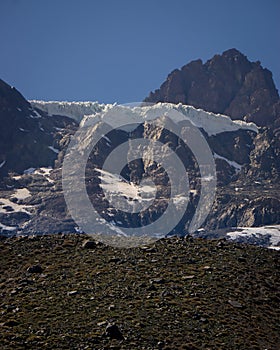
left=145, top=47, right=280, bottom=189
left=145, top=49, right=280, bottom=126
left=0, top=79, right=78, bottom=178
left=244, top=126, right=280, bottom=181
left=10, top=115, right=261, bottom=242
left=206, top=187, right=280, bottom=230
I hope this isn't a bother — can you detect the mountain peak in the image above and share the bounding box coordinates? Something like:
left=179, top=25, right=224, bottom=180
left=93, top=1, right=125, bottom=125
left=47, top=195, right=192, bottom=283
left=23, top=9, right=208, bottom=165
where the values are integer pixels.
left=145, top=49, right=279, bottom=126
left=222, top=48, right=246, bottom=57
left=0, top=78, right=31, bottom=113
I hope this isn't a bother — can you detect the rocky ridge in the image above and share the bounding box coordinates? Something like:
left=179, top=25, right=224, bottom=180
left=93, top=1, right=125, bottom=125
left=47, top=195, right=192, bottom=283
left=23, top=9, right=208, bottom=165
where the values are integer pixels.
left=145, top=48, right=280, bottom=127
left=0, top=79, right=78, bottom=178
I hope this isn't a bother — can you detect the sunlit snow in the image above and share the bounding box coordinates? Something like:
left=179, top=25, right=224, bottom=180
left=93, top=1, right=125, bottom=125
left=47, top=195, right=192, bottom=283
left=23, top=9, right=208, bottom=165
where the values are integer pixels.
left=12, top=188, right=31, bottom=200
left=30, top=101, right=258, bottom=136
left=48, top=146, right=59, bottom=154
left=0, top=222, right=17, bottom=231
left=30, top=100, right=106, bottom=122
left=0, top=197, right=32, bottom=215
left=214, top=153, right=242, bottom=171
left=227, top=225, right=280, bottom=249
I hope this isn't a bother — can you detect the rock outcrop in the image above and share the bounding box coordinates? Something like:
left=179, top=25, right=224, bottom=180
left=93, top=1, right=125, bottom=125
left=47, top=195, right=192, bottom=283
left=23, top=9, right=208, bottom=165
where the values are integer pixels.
left=145, top=49, right=280, bottom=127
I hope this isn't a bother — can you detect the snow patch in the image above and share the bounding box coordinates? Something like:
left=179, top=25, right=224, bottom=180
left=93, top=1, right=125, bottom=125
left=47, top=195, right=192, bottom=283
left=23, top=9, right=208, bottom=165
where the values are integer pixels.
left=173, top=196, right=188, bottom=206
left=12, top=188, right=31, bottom=200
left=102, top=135, right=111, bottom=145
left=30, top=109, right=42, bottom=119
left=227, top=225, right=280, bottom=249
left=24, top=168, right=36, bottom=174
left=34, top=167, right=53, bottom=177
left=0, top=222, right=17, bottom=231
left=0, top=198, right=32, bottom=215
left=14, top=167, right=53, bottom=183
left=214, top=153, right=242, bottom=171
left=98, top=169, right=156, bottom=202
left=96, top=169, right=157, bottom=214
left=30, top=100, right=106, bottom=122
left=74, top=226, right=84, bottom=234
left=48, top=146, right=60, bottom=154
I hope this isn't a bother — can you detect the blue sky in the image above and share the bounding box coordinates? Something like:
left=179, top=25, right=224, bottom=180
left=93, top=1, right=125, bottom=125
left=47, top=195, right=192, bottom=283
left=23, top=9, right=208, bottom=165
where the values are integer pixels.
left=0, top=0, right=279, bottom=103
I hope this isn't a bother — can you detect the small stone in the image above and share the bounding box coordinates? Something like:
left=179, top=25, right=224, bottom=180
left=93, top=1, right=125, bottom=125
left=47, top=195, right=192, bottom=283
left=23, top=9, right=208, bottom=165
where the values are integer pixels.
left=228, top=299, right=243, bottom=308
left=182, top=275, right=195, bottom=280
left=203, top=266, right=213, bottom=271
left=140, top=246, right=157, bottom=253
left=4, top=319, right=19, bottom=327
left=109, top=257, right=121, bottom=263
left=67, top=290, right=78, bottom=296
left=150, top=278, right=165, bottom=284
left=82, top=240, right=97, bottom=249
left=217, top=241, right=226, bottom=248
left=105, top=323, right=124, bottom=340
left=27, top=265, right=43, bottom=273
left=147, top=284, right=157, bottom=291
left=237, top=256, right=247, bottom=262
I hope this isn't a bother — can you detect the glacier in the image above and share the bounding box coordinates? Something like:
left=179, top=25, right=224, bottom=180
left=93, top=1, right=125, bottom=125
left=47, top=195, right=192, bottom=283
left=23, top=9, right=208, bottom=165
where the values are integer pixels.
left=29, top=101, right=258, bottom=136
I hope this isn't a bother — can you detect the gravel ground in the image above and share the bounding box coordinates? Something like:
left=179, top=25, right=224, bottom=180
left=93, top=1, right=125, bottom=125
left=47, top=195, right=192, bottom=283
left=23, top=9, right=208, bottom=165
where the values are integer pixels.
left=0, top=234, right=279, bottom=350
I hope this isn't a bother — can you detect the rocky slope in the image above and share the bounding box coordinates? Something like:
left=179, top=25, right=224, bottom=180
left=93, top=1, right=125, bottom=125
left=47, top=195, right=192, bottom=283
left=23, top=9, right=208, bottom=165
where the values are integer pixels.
left=144, top=48, right=280, bottom=127
left=0, top=234, right=279, bottom=350
left=0, top=79, right=78, bottom=178
left=144, top=49, right=280, bottom=184
left=0, top=100, right=268, bottom=243
left=144, top=49, right=280, bottom=234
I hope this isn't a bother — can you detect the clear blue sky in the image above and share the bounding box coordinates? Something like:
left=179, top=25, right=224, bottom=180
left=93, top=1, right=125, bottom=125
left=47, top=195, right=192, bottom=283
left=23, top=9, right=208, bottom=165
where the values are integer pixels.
left=0, top=0, right=279, bottom=104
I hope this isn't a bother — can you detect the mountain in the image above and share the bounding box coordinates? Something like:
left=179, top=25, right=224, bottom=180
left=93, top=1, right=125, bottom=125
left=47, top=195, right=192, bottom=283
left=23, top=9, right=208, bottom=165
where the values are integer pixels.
left=0, top=49, right=279, bottom=248
left=0, top=79, right=78, bottom=178
left=145, top=49, right=280, bottom=127
left=143, top=49, right=280, bottom=237
left=0, top=49, right=279, bottom=350
left=0, top=98, right=279, bottom=248
left=0, top=101, right=257, bottom=236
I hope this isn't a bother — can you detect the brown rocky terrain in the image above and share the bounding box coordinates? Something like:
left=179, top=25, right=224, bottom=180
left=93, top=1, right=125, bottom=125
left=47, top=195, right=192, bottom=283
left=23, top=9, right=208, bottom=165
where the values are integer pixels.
left=0, top=234, right=279, bottom=350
